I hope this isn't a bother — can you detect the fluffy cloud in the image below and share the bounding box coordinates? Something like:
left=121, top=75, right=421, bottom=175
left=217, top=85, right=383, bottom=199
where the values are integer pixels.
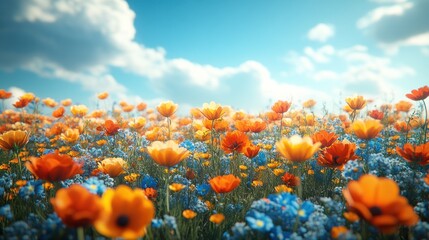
left=304, top=45, right=335, bottom=63
left=307, top=23, right=335, bottom=42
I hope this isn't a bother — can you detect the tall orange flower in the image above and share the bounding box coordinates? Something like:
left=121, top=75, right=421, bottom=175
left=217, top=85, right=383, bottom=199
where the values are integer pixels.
left=97, top=92, right=109, bottom=100
left=311, top=130, right=338, bottom=149
left=13, top=98, right=31, bottom=108
left=242, top=144, right=260, bottom=159
left=98, top=158, right=128, bottom=177
left=50, top=184, right=102, bottom=227
left=199, top=101, right=225, bottom=120
left=396, top=142, right=429, bottom=166
left=406, top=85, right=429, bottom=101
left=317, top=140, right=358, bottom=170
left=343, top=174, right=418, bottom=233
left=99, top=120, right=120, bottom=136
left=146, top=140, right=190, bottom=168
left=52, top=106, right=65, bottom=118
left=0, top=89, right=12, bottom=99
left=276, top=135, right=320, bottom=162
left=42, top=98, right=57, bottom=108
left=157, top=101, right=178, bottom=118
left=26, top=151, right=83, bottom=181
left=249, top=119, right=267, bottom=133
left=351, top=119, right=383, bottom=140
left=234, top=119, right=251, bottom=132
left=271, top=100, right=292, bottom=114
left=94, top=185, right=155, bottom=239
left=208, top=174, right=241, bottom=193
left=221, top=130, right=250, bottom=154
left=345, top=96, right=366, bottom=110
left=0, top=130, right=29, bottom=152
left=368, top=109, right=384, bottom=120
left=395, top=100, right=412, bottom=112
left=70, top=105, right=88, bottom=117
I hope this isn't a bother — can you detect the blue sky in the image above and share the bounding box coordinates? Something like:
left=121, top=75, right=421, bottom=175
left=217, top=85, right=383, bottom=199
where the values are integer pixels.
left=0, top=0, right=428, bottom=114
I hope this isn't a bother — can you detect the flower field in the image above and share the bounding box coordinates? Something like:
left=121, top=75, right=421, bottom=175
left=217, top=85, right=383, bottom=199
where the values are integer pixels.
left=0, top=86, right=428, bottom=239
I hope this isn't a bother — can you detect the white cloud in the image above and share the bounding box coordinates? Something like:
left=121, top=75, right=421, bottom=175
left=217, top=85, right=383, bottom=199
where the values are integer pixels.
left=312, top=70, right=338, bottom=81
left=307, top=23, right=335, bottom=42
left=284, top=53, right=314, bottom=73
left=304, top=45, right=335, bottom=63
left=422, top=47, right=429, bottom=56
left=357, top=2, right=413, bottom=29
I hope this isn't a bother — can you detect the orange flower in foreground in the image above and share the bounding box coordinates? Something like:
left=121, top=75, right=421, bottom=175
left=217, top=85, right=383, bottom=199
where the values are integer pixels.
left=345, top=96, right=366, bottom=110
left=276, top=135, right=320, bottom=162
left=368, top=109, right=384, bottom=120
left=396, top=142, right=429, bottom=166
left=317, top=140, right=358, bottom=170
left=26, top=151, right=83, bottom=181
left=50, top=184, right=102, bottom=227
left=98, top=158, right=128, bottom=177
left=157, top=101, right=178, bottom=118
left=209, top=174, right=241, bottom=193
left=147, top=140, right=190, bottom=168
left=249, top=119, right=267, bottom=133
left=343, top=174, right=418, bottom=233
left=395, top=100, right=412, bottom=112
left=13, top=98, right=31, bottom=108
left=281, top=173, right=300, bottom=187
left=221, top=130, right=250, bottom=154
left=0, top=89, right=12, bottom=99
left=199, top=101, right=225, bottom=120
left=52, top=106, right=65, bottom=118
left=97, top=92, right=109, bottom=100
left=94, top=185, right=155, bottom=239
left=271, top=100, right=292, bottom=114
left=406, top=85, right=429, bottom=101
left=351, top=119, right=383, bottom=140
left=311, top=130, right=338, bottom=149
left=242, top=144, right=260, bottom=159
left=0, top=130, right=29, bottom=152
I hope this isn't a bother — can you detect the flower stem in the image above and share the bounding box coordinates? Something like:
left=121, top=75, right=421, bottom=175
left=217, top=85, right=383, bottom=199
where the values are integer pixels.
left=165, top=168, right=170, bottom=214
left=77, top=227, right=84, bottom=240
left=422, top=100, right=428, bottom=144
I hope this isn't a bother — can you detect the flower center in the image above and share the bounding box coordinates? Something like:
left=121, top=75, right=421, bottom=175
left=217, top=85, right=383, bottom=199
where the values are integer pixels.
left=116, top=214, right=129, bottom=227
left=369, top=206, right=382, bottom=216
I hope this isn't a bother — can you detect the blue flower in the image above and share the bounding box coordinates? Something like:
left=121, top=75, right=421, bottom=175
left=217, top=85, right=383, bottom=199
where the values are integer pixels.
left=141, top=174, right=158, bottom=189
left=82, top=177, right=106, bottom=195
left=0, top=204, right=13, bottom=220
left=19, top=180, right=45, bottom=199
left=196, top=183, right=211, bottom=196
left=246, top=210, right=274, bottom=233
left=151, top=218, right=164, bottom=228
left=180, top=140, right=195, bottom=151
left=253, top=151, right=267, bottom=166
left=298, top=201, right=315, bottom=222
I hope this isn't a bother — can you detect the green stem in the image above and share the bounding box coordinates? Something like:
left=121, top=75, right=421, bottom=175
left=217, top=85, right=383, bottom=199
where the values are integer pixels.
left=165, top=168, right=170, bottom=214
left=167, top=117, right=171, bottom=140
left=296, top=165, right=302, bottom=199
left=422, top=100, right=428, bottom=144
left=77, top=227, right=84, bottom=240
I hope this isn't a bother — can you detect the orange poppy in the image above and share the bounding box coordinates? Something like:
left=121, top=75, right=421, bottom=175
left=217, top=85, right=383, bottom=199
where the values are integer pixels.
left=0, top=130, right=30, bottom=152
left=234, top=119, right=251, bottom=132
left=342, top=174, right=418, bottom=233
left=94, top=185, right=155, bottom=239
left=98, top=158, right=128, bottom=177
left=281, top=172, right=300, bottom=187
left=157, top=101, right=178, bottom=118
left=317, top=140, right=358, bottom=170
left=60, top=128, right=80, bottom=143
left=276, top=135, right=320, bottom=162
left=136, top=102, right=147, bottom=111
left=143, top=188, right=158, bottom=200
left=42, top=98, right=57, bottom=108
left=232, top=111, right=246, bottom=121
left=265, top=111, right=282, bottom=122
left=249, top=119, right=267, bottom=133
left=396, top=142, right=429, bottom=166
left=302, top=99, right=316, bottom=108
left=129, top=117, right=146, bottom=130
left=351, top=119, right=383, bottom=140
left=52, top=106, right=65, bottom=118
left=345, top=96, right=366, bottom=110
left=242, top=144, right=260, bottom=159
left=97, top=92, right=109, bottom=100
left=0, top=89, right=12, bottom=99
left=406, top=85, right=429, bottom=101
left=271, top=100, right=292, bottom=114
left=203, top=119, right=230, bottom=132
left=26, top=151, right=83, bottom=182
left=311, top=130, right=338, bottom=149
left=178, top=118, right=192, bottom=126
left=50, top=184, right=102, bottom=227
left=121, top=104, right=134, bottom=113
left=146, top=140, right=190, bottom=168
left=183, top=209, right=197, bottom=219
left=209, top=213, right=225, bottom=224
left=331, top=226, right=348, bottom=239
left=190, top=107, right=203, bottom=119
left=99, top=120, right=120, bottom=136
left=70, top=105, right=88, bottom=117
left=199, top=101, right=225, bottom=120
left=394, top=121, right=411, bottom=133
left=169, top=183, right=186, bottom=192
left=13, top=98, right=32, bottom=108
left=20, top=92, right=35, bottom=102
left=208, top=174, right=241, bottom=193
left=368, top=109, right=384, bottom=120
left=61, top=99, right=72, bottom=106
left=221, top=130, right=250, bottom=154
left=395, top=100, right=413, bottom=112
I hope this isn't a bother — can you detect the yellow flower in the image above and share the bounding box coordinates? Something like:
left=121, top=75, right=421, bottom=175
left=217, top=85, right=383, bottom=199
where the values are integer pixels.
left=345, top=96, right=366, bottom=110
left=0, top=130, right=29, bottom=152
left=273, top=168, right=285, bottom=176
left=275, top=184, right=293, bottom=193
left=70, top=104, right=88, bottom=117
left=98, top=158, right=128, bottom=178
left=209, top=213, right=225, bottom=224
left=251, top=180, right=263, bottom=187
left=182, top=210, right=197, bottom=219
left=60, top=128, right=80, bottom=143
left=147, top=140, right=190, bottom=168
left=199, top=101, right=225, bottom=120
left=276, top=135, right=321, bottom=162
left=352, top=119, right=383, bottom=140
left=169, top=183, right=186, bottom=192
left=156, top=101, right=178, bottom=118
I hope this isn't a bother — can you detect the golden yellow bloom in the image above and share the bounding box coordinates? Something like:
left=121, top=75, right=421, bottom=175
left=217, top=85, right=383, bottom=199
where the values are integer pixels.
left=129, top=117, right=146, bottom=129
left=60, top=128, right=80, bottom=143
left=70, top=105, right=88, bottom=117
left=302, top=99, right=317, bottom=108
left=169, top=183, right=186, bottom=192
left=276, top=135, right=321, bottom=162
left=275, top=184, right=293, bottom=193
left=97, top=92, right=109, bottom=100
left=199, top=101, right=225, bottom=120
left=345, top=96, right=366, bottom=110
left=156, top=101, right=178, bottom=118
left=0, top=130, right=29, bottom=152
left=251, top=180, right=263, bottom=187
left=42, top=98, right=57, bottom=108
left=273, top=168, right=285, bottom=176
left=124, top=173, right=140, bottom=183
left=98, top=158, right=128, bottom=178
left=209, top=213, right=225, bottom=224
left=182, top=210, right=197, bottom=219
left=147, top=140, right=190, bottom=168
left=352, top=119, right=383, bottom=140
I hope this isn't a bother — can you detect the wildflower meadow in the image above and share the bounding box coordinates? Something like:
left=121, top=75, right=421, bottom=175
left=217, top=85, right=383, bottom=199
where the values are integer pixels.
left=0, top=86, right=428, bottom=240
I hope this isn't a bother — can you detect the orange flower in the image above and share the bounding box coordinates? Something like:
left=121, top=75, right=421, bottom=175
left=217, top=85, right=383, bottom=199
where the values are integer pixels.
left=234, top=119, right=251, bottom=132
left=424, top=173, right=429, bottom=186
left=331, top=226, right=348, bottom=239
left=368, top=109, right=384, bottom=120
left=157, top=101, right=178, bottom=118
left=13, top=98, right=31, bottom=108
left=26, top=151, right=83, bottom=181
left=70, top=105, right=88, bottom=117
left=143, top=188, right=158, bottom=200
left=394, top=121, right=411, bottom=133
left=345, top=96, right=366, bottom=110
left=129, top=117, right=146, bottom=130
left=147, top=140, right=190, bottom=168
left=395, top=100, right=412, bottom=112
left=221, top=130, right=250, bottom=154
left=183, top=209, right=197, bottom=219
left=121, top=104, right=134, bottom=112
left=136, top=102, right=147, bottom=111
left=343, top=174, right=418, bottom=233
left=396, top=142, right=429, bottom=166
left=0, top=130, right=29, bottom=152
left=406, top=85, right=429, bottom=101
left=94, top=185, right=155, bottom=239
left=169, top=183, right=186, bottom=192
left=311, top=130, right=338, bottom=149
left=242, top=144, right=260, bottom=159
left=317, top=140, right=358, bottom=170
left=209, top=213, right=225, bottom=224
left=52, top=106, right=65, bottom=118
left=265, top=111, right=282, bottom=122
left=20, top=92, right=35, bottom=102
left=97, top=92, right=109, bottom=100
left=61, top=99, right=72, bottom=106
left=281, top=173, right=300, bottom=187
left=60, top=128, right=80, bottom=143
left=302, top=99, right=316, bottom=108
left=203, top=119, right=230, bottom=132
left=100, top=120, right=120, bottom=136
left=271, top=100, right=292, bottom=114
left=199, top=101, right=225, bottom=120
left=50, top=184, right=102, bottom=227
left=249, top=119, right=267, bottom=133
left=208, top=174, right=241, bottom=194
left=351, top=119, right=383, bottom=140
left=98, top=158, right=128, bottom=177
left=42, top=98, right=57, bottom=108
left=276, top=135, right=320, bottom=162
left=0, top=89, right=12, bottom=99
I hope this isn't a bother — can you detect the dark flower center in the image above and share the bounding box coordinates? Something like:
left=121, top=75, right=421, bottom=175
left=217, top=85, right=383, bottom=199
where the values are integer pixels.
left=369, top=206, right=383, bottom=216
left=116, top=215, right=130, bottom=227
